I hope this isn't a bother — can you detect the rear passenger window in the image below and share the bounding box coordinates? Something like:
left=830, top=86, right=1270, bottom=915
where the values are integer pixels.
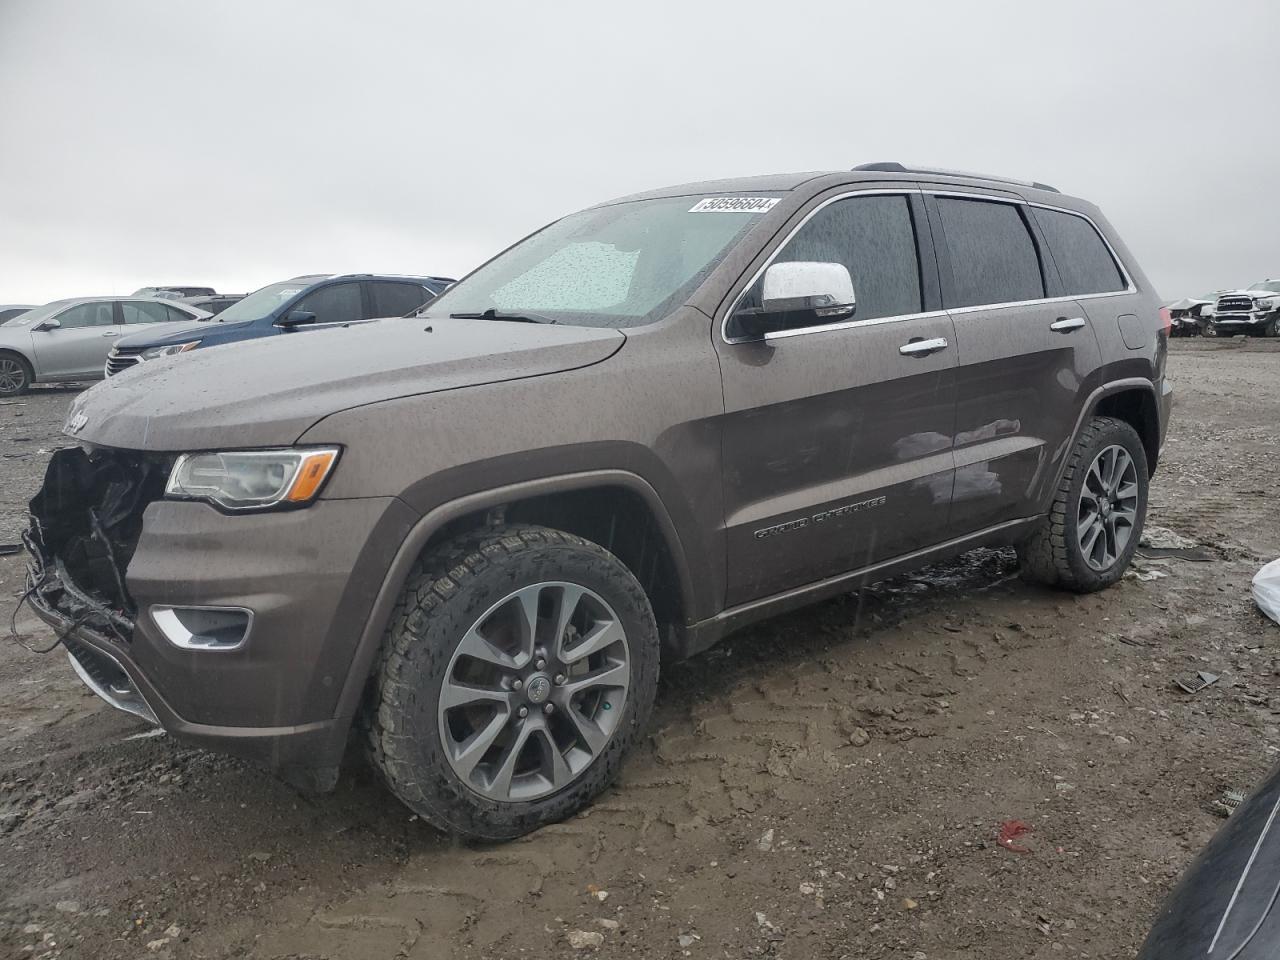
left=739, top=194, right=922, bottom=324
left=937, top=198, right=1044, bottom=308
left=121, top=301, right=172, bottom=324
left=165, top=305, right=197, bottom=322
left=1033, top=208, right=1126, bottom=295
left=292, top=282, right=363, bottom=325
left=371, top=282, right=430, bottom=317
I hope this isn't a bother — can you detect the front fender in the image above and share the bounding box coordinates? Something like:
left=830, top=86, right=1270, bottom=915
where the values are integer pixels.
left=328, top=467, right=706, bottom=723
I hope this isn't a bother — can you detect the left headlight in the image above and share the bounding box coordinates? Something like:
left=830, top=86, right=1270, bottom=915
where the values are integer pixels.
left=141, top=340, right=201, bottom=360
left=165, top=448, right=340, bottom=511
left=1256, top=297, right=1277, bottom=311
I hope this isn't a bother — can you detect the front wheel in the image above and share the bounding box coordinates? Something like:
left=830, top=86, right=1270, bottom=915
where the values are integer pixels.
left=365, top=525, right=659, bottom=841
left=0, top=352, right=32, bottom=397
left=1017, top=416, right=1149, bottom=592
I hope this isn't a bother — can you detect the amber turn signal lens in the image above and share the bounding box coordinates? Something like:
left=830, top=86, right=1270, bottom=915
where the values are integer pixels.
left=284, top=450, right=339, bottom=503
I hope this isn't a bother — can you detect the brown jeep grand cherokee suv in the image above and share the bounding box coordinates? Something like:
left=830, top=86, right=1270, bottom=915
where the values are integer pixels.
left=25, top=163, right=1171, bottom=840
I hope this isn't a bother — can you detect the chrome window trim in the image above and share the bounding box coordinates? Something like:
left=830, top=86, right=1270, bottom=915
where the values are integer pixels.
left=763, top=309, right=949, bottom=341
left=720, top=187, right=1137, bottom=345
left=929, top=190, right=1137, bottom=299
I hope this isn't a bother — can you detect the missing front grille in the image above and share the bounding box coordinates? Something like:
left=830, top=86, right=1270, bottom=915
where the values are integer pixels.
left=27, top=446, right=171, bottom=621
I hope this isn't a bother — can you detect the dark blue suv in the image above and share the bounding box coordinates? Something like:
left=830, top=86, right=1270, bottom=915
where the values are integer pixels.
left=106, top=273, right=452, bottom=376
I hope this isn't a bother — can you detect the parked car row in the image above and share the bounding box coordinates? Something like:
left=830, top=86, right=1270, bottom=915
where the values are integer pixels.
left=0, top=296, right=210, bottom=395
left=0, top=274, right=453, bottom=395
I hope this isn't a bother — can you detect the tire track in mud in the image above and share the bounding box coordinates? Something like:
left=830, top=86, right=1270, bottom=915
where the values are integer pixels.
left=236, top=555, right=1035, bottom=959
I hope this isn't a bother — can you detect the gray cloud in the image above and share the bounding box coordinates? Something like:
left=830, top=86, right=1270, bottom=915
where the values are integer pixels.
left=2, top=0, right=1276, bottom=303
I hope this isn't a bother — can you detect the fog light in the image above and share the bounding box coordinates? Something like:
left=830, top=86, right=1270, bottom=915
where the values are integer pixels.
left=151, top=605, right=253, bottom=651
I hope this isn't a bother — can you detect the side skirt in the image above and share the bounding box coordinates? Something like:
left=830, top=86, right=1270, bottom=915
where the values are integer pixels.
left=669, top=516, right=1039, bottom=659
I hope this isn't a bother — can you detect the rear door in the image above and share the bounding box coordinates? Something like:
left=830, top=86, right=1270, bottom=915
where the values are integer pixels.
left=30, top=301, right=122, bottom=378
left=926, top=191, right=1103, bottom=536
left=714, top=189, right=959, bottom=607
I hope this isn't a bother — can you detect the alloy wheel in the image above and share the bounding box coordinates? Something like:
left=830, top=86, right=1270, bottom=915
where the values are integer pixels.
left=0, top=357, right=26, bottom=395
left=438, top=581, right=631, bottom=803
left=1077, top=444, right=1139, bottom=572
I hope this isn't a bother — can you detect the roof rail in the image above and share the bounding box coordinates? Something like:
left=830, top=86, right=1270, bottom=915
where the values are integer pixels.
left=852, top=161, right=1060, bottom=194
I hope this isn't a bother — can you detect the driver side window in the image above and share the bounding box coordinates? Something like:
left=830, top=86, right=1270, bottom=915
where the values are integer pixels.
left=736, top=194, right=923, bottom=327
left=55, top=302, right=115, bottom=328
left=292, top=282, right=363, bottom=325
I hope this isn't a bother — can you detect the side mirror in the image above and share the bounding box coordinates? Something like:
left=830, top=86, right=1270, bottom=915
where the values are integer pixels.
left=277, top=310, right=317, bottom=329
left=732, top=262, right=856, bottom=339
left=761, top=261, right=856, bottom=317
left=35, top=318, right=61, bottom=332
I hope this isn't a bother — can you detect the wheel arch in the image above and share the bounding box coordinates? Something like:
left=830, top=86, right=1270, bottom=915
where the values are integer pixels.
left=0, top=347, right=34, bottom=392
left=334, top=470, right=699, bottom=720
left=1090, top=382, right=1161, bottom=474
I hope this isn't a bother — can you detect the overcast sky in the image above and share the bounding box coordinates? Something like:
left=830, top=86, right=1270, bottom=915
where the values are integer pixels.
left=1, top=0, right=1276, bottom=304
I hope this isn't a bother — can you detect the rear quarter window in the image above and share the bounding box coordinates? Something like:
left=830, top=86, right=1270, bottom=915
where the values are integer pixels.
left=936, top=198, right=1044, bottom=309
left=1033, top=207, right=1126, bottom=295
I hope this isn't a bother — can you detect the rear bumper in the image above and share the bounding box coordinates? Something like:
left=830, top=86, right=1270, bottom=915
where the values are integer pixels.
left=1159, top=377, right=1173, bottom=457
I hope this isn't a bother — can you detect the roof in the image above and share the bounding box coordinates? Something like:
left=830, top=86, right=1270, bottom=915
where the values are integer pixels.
left=287, top=273, right=453, bottom=284
left=604, top=165, right=1077, bottom=207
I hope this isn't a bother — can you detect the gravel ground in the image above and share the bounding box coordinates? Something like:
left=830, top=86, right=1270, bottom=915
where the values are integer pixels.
left=1, top=339, right=1279, bottom=959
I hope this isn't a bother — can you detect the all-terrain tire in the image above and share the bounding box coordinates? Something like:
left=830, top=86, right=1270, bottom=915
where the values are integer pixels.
left=1017, top=416, right=1149, bottom=593
left=1266, top=316, right=1280, bottom=338
left=0, top=351, right=32, bottom=397
left=364, top=524, right=660, bottom=841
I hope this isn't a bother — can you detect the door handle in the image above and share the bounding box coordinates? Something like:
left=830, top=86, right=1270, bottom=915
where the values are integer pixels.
left=899, top=337, right=948, bottom=357
left=1050, top=317, right=1087, bottom=333
left=101, top=330, right=121, bottom=337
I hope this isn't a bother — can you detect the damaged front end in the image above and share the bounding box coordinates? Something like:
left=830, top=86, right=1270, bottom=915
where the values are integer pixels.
left=24, top=446, right=171, bottom=717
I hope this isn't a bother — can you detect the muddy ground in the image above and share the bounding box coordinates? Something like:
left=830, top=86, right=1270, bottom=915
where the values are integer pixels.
left=1, top=339, right=1279, bottom=959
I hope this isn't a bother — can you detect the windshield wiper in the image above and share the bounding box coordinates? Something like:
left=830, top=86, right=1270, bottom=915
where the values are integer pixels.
left=449, top=308, right=557, bottom=325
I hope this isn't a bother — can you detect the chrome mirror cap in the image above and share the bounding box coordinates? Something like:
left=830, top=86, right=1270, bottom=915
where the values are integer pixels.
left=761, top=261, right=856, bottom=318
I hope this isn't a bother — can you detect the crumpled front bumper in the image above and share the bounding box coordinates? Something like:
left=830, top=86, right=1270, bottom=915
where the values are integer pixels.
left=23, top=445, right=418, bottom=789
left=24, top=551, right=352, bottom=786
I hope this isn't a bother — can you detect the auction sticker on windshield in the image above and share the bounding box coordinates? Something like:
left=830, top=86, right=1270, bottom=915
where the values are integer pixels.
left=689, top=197, right=779, bottom=213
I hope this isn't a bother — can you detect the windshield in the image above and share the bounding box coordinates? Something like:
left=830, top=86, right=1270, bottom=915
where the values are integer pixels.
left=423, top=195, right=777, bottom=328
left=2, top=300, right=72, bottom=327
left=1249, top=280, right=1280, bottom=293
left=212, top=280, right=312, bottom=323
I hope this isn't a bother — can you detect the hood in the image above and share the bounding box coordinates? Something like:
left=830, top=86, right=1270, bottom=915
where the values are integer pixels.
left=67, top=316, right=624, bottom=450
left=1222, top=289, right=1280, bottom=300
left=0, top=322, right=33, bottom=347
left=115, top=318, right=245, bottom=348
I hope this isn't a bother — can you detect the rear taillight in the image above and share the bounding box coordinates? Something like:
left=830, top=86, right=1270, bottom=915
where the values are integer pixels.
left=1158, top=306, right=1172, bottom=335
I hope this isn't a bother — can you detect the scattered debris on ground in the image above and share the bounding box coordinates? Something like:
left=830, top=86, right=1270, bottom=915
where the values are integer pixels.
left=1, top=344, right=1280, bottom=958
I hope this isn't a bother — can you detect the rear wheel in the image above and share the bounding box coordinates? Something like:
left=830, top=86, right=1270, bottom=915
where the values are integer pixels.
left=0, top=352, right=31, bottom=397
left=1017, top=416, right=1149, bottom=592
left=365, top=525, right=659, bottom=841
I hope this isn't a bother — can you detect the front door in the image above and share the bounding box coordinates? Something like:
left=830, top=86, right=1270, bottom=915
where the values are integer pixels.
left=30, top=301, right=123, bottom=379
left=715, top=191, right=959, bottom=607
left=925, top=192, right=1103, bottom=535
